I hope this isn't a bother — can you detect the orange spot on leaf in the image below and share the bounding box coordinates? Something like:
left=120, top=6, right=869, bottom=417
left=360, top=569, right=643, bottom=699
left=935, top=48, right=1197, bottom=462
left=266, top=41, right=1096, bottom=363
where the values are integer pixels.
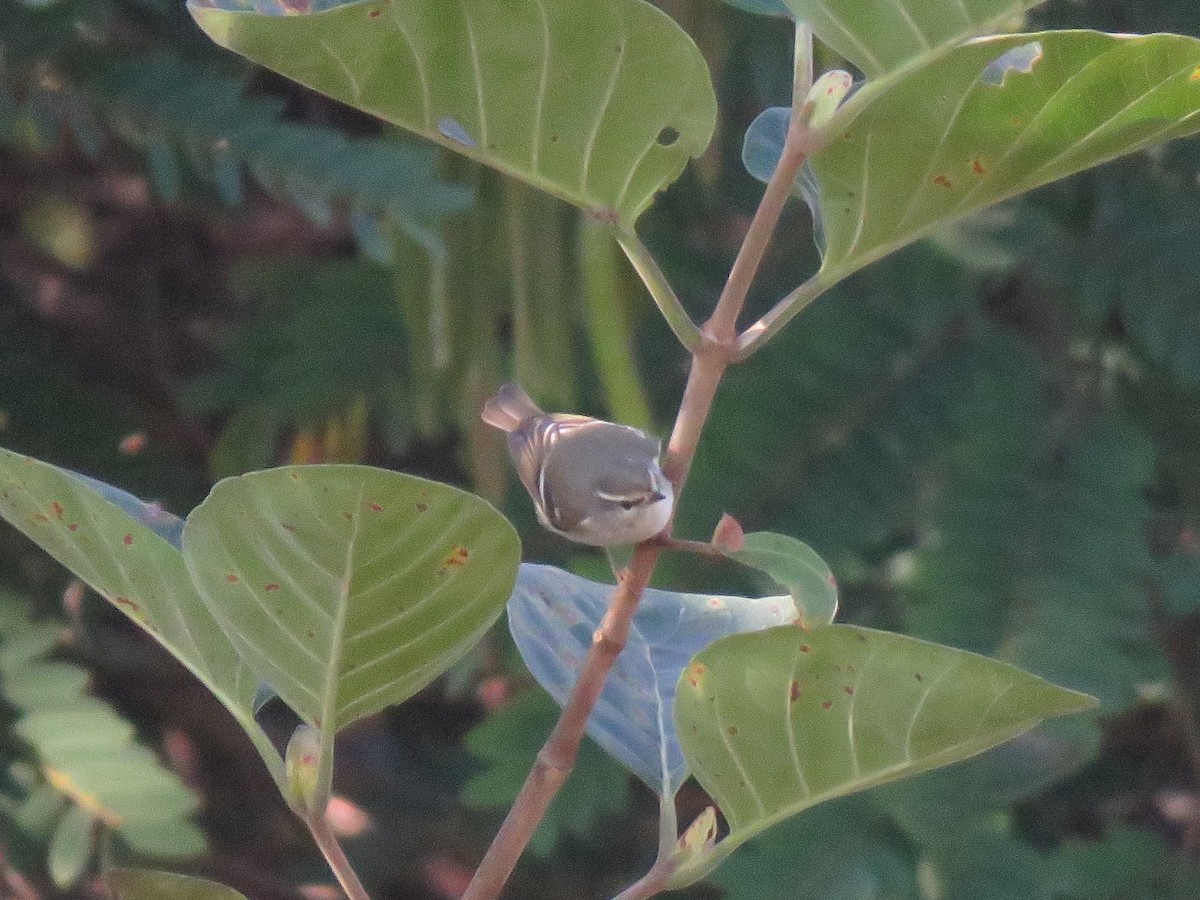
left=369, top=502, right=383, bottom=512
left=67, top=523, right=78, bottom=532
left=799, top=644, right=811, bottom=653
left=115, top=596, right=140, bottom=612
left=123, top=533, right=133, bottom=546
left=843, top=685, right=855, bottom=696
left=33, top=513, right=49, bottom=522
left=972, top=156, right=987, bottom=175
left=933, top=174, right=953, bottom=188
left=821, top=700, right=832, bottom=709
left=226, top=574, right=239, bottom=583
left=50, top=501, right=64, bottom=519
left=368, top=7, right=381, bottom=16
left=726, top=725, right=738, bottom=737
left=1191, top=65, right=1200, bottom=81
left=265, top=583, right=280, bottom=592
left=790, top=680, right=801, bottom=702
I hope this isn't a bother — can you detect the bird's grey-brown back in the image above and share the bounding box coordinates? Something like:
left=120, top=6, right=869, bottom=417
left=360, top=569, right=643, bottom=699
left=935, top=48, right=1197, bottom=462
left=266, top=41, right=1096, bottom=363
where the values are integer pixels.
left=539, top=423, right=661, bottom=524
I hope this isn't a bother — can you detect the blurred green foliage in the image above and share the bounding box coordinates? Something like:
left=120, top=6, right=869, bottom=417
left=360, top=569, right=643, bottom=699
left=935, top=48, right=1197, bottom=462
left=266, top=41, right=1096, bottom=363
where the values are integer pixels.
left=2, top=0, right=1200, bottom=897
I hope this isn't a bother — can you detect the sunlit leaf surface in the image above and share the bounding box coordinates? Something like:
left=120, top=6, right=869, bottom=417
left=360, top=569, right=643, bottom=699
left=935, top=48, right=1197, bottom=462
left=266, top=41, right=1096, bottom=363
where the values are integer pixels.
left=670, top=624, right=1095, bottom=886
left=0, top=448, right=259, bottom=736
left=811, top=32, right=1200, bottom=282
left=782, top=0, right=1042, bottom=78
left=183, top=465, right=519, bottom=729
left=188, top=0, right=717, bottom=223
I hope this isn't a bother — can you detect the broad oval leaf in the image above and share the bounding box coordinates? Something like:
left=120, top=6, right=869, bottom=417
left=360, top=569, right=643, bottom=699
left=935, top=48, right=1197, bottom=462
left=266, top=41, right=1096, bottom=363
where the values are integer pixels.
left=811, top=31, right=1200, bottom=284
left=782, top=0, right=1041, bottom=79
left=0, top=449, right=271, bottom=779
left=106, top=870, right=249, bottom=900
left=509, top=564, right=796, bottom=795
left=182, top=465, right=520, bottom=729
left=670, top=624, right=1095, bottom=887
left=188, top=0, right=717, bottom=224
left=719, top=531, right=839, bottom=630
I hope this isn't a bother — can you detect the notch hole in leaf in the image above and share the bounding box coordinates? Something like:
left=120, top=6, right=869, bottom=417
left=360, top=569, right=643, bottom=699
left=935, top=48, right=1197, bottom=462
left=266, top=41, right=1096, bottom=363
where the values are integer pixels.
left=981, top=41, right=1044, bottom=87
left=657, top=126, right=681, bottom=147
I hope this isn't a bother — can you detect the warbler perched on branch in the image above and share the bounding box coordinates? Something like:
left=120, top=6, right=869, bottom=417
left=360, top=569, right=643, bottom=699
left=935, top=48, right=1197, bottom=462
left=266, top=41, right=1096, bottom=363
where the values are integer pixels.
left=482, top=383, right=673, bottom=547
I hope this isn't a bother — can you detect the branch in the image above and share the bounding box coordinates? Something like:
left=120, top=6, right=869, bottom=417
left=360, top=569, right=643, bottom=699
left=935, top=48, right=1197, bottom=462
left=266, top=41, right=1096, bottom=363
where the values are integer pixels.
left=463, top=22, right=818, bottom=900
left=736, top=270, right=830, bottom=360
left=307, top=810, right=371, bottom=900
left=706, top=24, right=815, bottom=346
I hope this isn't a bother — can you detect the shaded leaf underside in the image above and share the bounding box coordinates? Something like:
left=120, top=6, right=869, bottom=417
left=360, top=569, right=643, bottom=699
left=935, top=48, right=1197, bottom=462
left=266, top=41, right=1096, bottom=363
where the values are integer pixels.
left=509, top=564, right=796, bottom=794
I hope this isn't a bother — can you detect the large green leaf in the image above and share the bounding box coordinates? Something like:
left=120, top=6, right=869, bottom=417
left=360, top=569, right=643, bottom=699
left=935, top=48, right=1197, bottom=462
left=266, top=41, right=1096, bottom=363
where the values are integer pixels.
left=188, top=0, right=717, bottom=224
left=811, top=31, right=1200, bottom=284
left=669, top=624, right=1094, bottom=887
left=0, top=449, right=277, bottom=784
left=181, top=465, right=520, bottom=729
left=783, top=0, right=1041, bottom=79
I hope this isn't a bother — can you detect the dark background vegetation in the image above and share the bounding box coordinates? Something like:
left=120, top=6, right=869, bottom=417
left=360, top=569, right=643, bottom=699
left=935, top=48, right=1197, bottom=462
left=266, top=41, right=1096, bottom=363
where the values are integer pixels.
left=4, top=0, right=1200, bottom=896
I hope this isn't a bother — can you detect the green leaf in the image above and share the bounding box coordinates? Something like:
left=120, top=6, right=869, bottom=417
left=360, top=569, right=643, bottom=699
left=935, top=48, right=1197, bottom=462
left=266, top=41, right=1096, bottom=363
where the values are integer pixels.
left=181, top=465, right=520, bottom=730
left=106, top=869, right=249, bottom=900
left=188, top=0, right=717, bottom=224
left=782, top=0, right=1040, bottom=79
left=719, top=531, right=838, bottom=629
left=811, top=31, right=1200, bottom=285
left=0, top=449, right=280, bottom=786
left=670, top=624, right=1096, bottom=887
left=48, top=803, right=93, bottom=888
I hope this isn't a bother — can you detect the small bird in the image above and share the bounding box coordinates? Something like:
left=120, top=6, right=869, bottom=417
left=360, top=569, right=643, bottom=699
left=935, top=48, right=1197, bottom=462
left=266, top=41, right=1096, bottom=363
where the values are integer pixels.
left=482, top=383, right=674, bottom=547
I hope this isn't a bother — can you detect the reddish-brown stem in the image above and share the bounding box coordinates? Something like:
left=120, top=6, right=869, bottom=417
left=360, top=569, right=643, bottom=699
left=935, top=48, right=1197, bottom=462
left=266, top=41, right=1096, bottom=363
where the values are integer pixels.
left=307, top=811, right=370, bottom=900
left=462, top=542, right=663, bottom=899
left=611, top=855, right=678, bottom=900
left=463, top=62, right=813, bottom=900
left=706, top=131, right=810, bottom=344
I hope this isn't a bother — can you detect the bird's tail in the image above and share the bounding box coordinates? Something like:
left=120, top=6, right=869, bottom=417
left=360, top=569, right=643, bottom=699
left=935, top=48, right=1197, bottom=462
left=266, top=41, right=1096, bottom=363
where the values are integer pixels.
left=481, top=382, right=543, bottom=433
